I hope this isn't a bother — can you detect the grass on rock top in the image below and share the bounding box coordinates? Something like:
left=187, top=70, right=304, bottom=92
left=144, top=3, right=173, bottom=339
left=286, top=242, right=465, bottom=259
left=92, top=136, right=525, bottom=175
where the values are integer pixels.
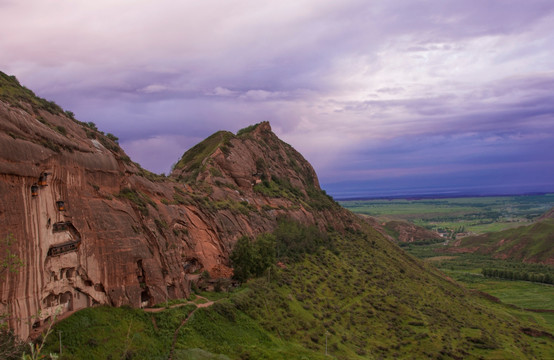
left=0, top=71, right=63, bottom=114
left=173, top=131, right=234, bottom=173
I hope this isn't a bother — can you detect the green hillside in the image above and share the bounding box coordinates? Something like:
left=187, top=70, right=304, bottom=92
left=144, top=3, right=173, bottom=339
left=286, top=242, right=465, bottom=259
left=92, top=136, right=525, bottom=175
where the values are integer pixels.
left=454, top=218, right=554, bottom=264
left=41, top=222, right=554, bottom=359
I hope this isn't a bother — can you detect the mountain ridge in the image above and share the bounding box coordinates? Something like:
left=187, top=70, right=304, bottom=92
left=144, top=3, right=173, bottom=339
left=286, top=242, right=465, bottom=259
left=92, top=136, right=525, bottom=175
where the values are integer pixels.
left=0, top=71, right=352, bottom=339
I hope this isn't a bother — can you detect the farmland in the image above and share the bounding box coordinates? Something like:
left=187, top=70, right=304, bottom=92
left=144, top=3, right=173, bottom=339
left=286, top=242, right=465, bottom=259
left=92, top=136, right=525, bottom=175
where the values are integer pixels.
left=339, top=194, right=554, bottom=235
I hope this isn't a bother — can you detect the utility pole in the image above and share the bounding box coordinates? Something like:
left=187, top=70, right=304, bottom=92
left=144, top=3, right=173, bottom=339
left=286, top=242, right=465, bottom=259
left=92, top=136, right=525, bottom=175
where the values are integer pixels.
left=325, top=331, right=329, bottom=356
left=58, top=330, right=62, bottom=355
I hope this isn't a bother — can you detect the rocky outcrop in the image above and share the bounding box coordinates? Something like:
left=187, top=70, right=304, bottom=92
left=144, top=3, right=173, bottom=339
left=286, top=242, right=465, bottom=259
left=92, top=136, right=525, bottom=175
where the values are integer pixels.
left=0, top=74, right=354, bottom=339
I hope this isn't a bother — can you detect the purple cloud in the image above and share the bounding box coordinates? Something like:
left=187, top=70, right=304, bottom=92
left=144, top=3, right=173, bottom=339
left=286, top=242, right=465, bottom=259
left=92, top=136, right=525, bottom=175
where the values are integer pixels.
left=1, top=0, right=554, bottom=196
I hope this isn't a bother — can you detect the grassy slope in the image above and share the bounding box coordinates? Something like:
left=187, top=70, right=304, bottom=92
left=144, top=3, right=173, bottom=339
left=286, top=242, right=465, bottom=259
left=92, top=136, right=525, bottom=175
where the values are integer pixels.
left=406, top=244, right=554, bottom=333
left=42, top=225, right=554, bottom=359
left=0, top=71, right=63, bottom=114
left=234, top=227, right=553, bottom=360
left=41, top=302, right=327, bottom=360
left=456, top=219, right=554, bottom=263
left=173, top=131, right=234, bottom=172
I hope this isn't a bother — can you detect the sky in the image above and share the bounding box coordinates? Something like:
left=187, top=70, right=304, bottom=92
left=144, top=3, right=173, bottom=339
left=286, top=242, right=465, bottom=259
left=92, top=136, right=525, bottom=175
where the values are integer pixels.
left=1, top=0, right=554, bottom=198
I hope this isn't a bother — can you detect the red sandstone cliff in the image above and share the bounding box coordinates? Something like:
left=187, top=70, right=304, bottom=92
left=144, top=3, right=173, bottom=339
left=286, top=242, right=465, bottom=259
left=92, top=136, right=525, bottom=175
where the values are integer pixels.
left=0, top=73, right=354, bottom=338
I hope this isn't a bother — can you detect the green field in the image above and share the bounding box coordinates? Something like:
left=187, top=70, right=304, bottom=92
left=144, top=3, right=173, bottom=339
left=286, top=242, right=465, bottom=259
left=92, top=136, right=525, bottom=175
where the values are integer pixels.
left=340, top=194, right=554, bottom=235
left=403, top=244, right=554, bottom=332
left=341, top=195, right=554, bottom=334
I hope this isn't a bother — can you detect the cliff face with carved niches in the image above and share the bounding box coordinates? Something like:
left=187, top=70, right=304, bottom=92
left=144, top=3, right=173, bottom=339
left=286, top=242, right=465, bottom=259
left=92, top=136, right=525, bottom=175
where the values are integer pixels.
left=0, top=73, right=353, bottom=339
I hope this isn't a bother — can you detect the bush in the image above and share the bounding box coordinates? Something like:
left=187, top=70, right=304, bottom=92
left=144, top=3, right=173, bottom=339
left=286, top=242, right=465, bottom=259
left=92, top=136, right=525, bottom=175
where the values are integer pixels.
left=0, top=328, right=26, bottom=360
left=65, top=110, right=75, bottom=119
left=273, top=218, right=333, bottom=261
left=85, top=122, right=98, bottom=130
left=55, top=125, right=67, bottom=135
left=236, top=123, right=260, bottom=136
left=116, top=188, right=156, bottom=216
left=106, top=133, right=119, bottom=143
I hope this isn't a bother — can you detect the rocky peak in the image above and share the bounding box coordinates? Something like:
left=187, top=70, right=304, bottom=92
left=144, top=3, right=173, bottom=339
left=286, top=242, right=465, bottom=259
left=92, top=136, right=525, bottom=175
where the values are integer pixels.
left=171, top=121, right=320, bottom=194
left=0, top=72, right=353, bottom=339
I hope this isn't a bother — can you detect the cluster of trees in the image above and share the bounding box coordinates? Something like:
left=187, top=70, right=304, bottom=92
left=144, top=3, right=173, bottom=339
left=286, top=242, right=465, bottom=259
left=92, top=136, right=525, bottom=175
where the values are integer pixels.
left=482, top=268, right=553, bottom=284
left=230, top=234, right=276, bottom=283
left=398, top=238, right=443, bottom=247
left=230, top=219, right=333, bottom=283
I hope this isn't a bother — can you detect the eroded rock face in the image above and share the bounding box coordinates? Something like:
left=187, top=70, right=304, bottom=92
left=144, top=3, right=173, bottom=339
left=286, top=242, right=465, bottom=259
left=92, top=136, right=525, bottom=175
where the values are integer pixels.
left=0, top=99, right=353, bottom=339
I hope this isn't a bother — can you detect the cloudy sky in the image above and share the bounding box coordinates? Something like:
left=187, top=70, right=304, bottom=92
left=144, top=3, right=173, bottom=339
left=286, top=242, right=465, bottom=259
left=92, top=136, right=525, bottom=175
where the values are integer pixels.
left=2, top=0, right=554, bottom=198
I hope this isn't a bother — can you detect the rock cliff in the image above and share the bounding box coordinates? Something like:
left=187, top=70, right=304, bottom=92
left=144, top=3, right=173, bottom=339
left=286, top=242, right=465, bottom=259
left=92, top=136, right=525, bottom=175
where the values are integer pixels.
left=0, top=72, right=353, bottom=338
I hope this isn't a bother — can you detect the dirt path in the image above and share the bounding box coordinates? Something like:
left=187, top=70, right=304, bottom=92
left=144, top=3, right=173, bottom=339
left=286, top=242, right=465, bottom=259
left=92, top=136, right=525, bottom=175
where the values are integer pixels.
left=143, top=295, right=212, bottom=313
left=167, top=297, right=217, bottom=360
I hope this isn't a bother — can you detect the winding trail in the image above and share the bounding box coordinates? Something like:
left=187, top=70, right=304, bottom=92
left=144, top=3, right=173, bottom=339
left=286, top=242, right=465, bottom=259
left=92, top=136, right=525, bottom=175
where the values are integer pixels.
left=144, top=296, right=217, bottom=360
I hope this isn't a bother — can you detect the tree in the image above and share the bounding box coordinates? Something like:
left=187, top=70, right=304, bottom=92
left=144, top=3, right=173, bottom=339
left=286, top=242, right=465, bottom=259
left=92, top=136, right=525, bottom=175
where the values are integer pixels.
left=252, top=234, right=276, bottom=277
left=230, top=234, right=276, bottom=283
left=230, top=236, right=255, bottom=283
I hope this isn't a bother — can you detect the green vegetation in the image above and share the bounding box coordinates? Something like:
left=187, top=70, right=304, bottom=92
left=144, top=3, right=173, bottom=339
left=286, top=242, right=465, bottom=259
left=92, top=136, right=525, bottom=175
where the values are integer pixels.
left=173, top=131, right=234, bottom=174
left=214, top=199, right=254, bottom=215
left=154, top=219, right=169, bottom=233
left=172, top=186, right=189, bottom=205
left=228, top=229, right=554, bottom=359
left=253, top=178, right=301, bottom=200
left=0, top=234, right=26, bottom=359
left=404, top=244, right=554, bottom=331
left=0, top=327, right=26, bottom=359
left=0, top=71, right=63, bottom=114
left=404, top=244, right=554, bottom=280
left=230, top=219, right=336, bottom=282
left=64, top=110, right=75, bottom=119
left=340, top=194, right=554, bottom=235
left=41, top=303, right=326, bottom=359
left=306, top=186, right=338, bottom=210
left=136, top=166, right=167, bottom=182
left=456, top=218, right=554, bottom=263
left=116, top=188, right=157, bottom=216
left=230, top=234, right=275, bottom=282
left=105, top=133, right=119, bottom=143
left=273, top=218, right=335, bottom=261
left=254, top=178, right=337, bottom=211
left=236, top=123, right=260, bottom=136
left=482, top=268, right=553, bottom=284
left=55, top=125, right=67, bottom=136
left=98, top=134, right=120, bottom=153
left=35, top=220, right=554, bottom=359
